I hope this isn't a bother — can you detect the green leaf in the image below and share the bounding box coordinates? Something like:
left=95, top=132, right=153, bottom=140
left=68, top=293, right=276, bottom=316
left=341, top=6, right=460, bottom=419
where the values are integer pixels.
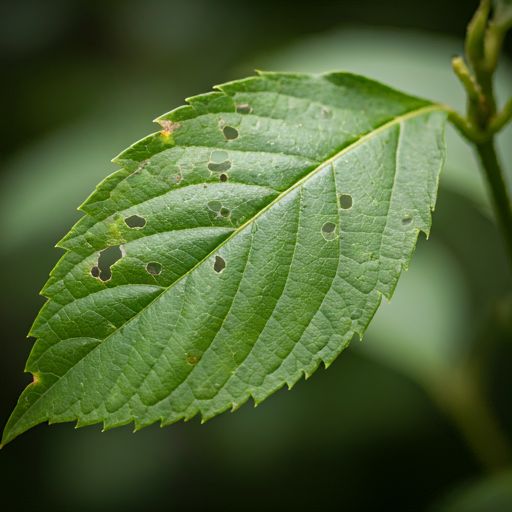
left=2, top=72, right=447, bottom=445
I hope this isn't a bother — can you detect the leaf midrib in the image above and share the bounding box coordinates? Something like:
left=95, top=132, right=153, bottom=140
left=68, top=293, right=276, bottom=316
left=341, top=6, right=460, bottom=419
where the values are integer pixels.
left=10, top=103, right=445, bottom=437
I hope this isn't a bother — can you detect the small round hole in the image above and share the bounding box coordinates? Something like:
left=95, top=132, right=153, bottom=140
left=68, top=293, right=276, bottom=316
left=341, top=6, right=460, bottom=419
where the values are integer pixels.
left=236, top=104, right=252, bottom=115
left=208, top=200, right=222, bottom=212
left=214, top=255, right=226, bottom=273
left=223, top=126, right=239, bottom=140
left=322, top=222, right=336, bottom=233
left=402, top=216, right=413, bottom=225
left=321, top=222, right=337, bottom=241
left=339, top=194, right=353, bottom=209
left=220, top=207, right=230, bottom=217
left=124, top=215, right=146, bottom=228
left=146, top=262, right=162, bottom=276
left=90, top=266, right=100, bottom=278
left=219, top=173, right=228, bottom=182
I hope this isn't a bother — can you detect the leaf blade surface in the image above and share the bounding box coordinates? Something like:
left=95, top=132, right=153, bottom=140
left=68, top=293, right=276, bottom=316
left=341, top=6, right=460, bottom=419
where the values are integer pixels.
left=2, top=72, right=447, bottom=445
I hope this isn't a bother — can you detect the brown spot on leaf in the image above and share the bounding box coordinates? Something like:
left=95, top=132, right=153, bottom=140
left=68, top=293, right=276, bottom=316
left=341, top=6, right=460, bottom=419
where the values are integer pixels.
left=158, top=120, right=181, bottom=135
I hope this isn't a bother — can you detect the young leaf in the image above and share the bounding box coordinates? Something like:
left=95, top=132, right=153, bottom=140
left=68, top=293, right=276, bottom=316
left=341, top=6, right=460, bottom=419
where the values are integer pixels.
left=2, top=72, right=447, bottom=445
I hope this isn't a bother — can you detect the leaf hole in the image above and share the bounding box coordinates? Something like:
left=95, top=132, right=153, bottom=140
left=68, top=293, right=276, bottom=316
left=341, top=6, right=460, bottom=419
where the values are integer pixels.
left=322, top=222, right=336, bottom=233
left=208, top=161, right=231, bottom=172
left=219, top=173, right=228, bottom=182
left=236, top=103, right=252, bottom=114
left=220, top=207, right=230, bottom=218
left=208, top=200, right=222, bottom=212
left=146, top=262, right=162, bottom=276
left=97, top=245, right=124, bottom=282
left=214, top=255, right=226, bottom=273
left=402, top=215, right=413, bottom=225
left=90, top=266, right=100, bottom=278
left=223, top=126, right=239, bottom=140
left=339, top=194, right=353, bottom=209
left=321, top=222, right=337, bottom=241
left=124, top=215, right=146, bottom=228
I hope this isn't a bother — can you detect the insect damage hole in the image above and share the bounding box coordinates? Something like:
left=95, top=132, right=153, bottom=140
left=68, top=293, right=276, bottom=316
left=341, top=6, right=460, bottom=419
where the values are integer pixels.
left=97, top=245, right=124, bottom=282
left=208, top=149, right=232, bottom=172
left=124, top=215, right=146, bottom=228
left=219, top=173, right=228, bottom=182
left=236, top=104, right=252, bottom=114
left=208, top=161, right=231, bottom=172
left=90, top=266, right=100, bottom=278
left=339, top=194, right=353, bottom=209
left=402, top=215, right=413, bottom=225
left=321, top=222, right=337, bottom=241
left=146, top=262, right=162, bottom=276
left=214, top=255, right=226, bottom=273
left=223, top=126, right=239, bottom=140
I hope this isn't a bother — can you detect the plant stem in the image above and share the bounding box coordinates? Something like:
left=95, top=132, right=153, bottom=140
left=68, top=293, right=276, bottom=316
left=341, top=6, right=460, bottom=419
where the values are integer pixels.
left=475, top=138, right=512, bottom=268
left=427, top=366, right=512, bottom=473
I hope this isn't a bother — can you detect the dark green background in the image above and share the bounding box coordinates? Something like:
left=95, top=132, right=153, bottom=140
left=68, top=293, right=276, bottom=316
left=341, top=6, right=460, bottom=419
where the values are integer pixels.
left=1, top=1, right=511, bottom=511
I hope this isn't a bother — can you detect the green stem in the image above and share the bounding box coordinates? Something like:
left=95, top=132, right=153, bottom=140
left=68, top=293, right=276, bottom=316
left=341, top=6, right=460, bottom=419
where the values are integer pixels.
left=426, top=366, right=512, bottom=473
left=475, top=138, right=512, bottom=269
left=489, top=94, right=512, bottom=134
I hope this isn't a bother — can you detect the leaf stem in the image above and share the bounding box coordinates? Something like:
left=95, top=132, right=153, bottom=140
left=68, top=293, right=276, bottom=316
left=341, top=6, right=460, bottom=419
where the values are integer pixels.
left=475, top=138, right=512, bottom=268
left=449, top=0, right=512, bottom=273
left=489, top=94, right=512, bottom=134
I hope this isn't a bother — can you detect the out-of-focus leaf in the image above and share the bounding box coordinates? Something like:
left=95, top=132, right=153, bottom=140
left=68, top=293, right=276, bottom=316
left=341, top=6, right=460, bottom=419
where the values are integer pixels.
left=2, top=71, right=447, bottom=444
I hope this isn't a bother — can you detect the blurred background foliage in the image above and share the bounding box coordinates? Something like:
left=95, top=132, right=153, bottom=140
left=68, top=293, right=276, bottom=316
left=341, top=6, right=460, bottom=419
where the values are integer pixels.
left=0, top=1, right=511, bottom=511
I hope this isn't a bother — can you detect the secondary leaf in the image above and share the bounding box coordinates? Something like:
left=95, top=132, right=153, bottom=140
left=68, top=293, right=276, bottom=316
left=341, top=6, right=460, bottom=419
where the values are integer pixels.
left=2, top=72, right=447, bottom=445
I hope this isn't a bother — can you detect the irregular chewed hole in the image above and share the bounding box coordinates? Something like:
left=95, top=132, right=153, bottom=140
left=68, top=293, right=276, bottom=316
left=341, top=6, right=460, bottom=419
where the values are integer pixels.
left=211, top=149, right=228, bottom=163
left=214, top=255, right=226, bottom=273
left=208, top=200, right=222, bottom=212
left=90, top=266, right=100, bottom=278
left=220, top=207, right=230, bottom=217
left=321, top=222, right=337, bottom=241
left=223, top=126, right=239, bottom=140
left=146, top=262, right=162, bottom=276
left=97, top=245, right=123, bottom=282
left=402, top=215, right=413, bottom=225
left=208, top=160, right=231, bottom=172
left=219, top=173, right=228, bottom=182
left=236, top=103, right=252, bottom=114
left=124, top=215, right=146, bottom=228
left=339, top=194, right=353, bottom=209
